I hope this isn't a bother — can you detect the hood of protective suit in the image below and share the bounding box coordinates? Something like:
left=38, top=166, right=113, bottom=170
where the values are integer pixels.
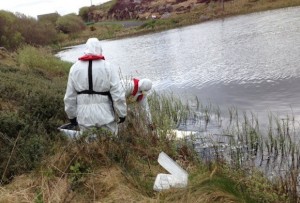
left=138, top=79, right=152, bottom=91
left=84, top=38, right=103, bottom=55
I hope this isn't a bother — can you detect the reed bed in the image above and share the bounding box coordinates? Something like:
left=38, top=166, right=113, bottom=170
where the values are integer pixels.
left=191, top=104, right=300, bottom=202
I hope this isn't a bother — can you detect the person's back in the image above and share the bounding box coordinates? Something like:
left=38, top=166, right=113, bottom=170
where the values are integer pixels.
left=64, top=38, right=127, bottom=134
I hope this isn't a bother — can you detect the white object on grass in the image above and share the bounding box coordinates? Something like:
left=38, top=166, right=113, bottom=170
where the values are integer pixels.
left=153, top=151, right=188, bottom=191
left=171, top=130, right=196, bottom=139
left=59, top=129, right=98, bottom=143
left=59, top=129, right=82, bottom=139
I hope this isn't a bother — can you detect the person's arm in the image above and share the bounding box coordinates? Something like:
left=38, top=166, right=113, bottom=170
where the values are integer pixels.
left=64, top=67, right=78, bottom=120
left=109, top=64, right=127, bottom=119
left=139, top=96, right=152, bottom=125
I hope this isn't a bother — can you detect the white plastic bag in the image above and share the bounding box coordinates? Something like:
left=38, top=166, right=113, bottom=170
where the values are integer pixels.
left=153, top=152, right=188, bottom=191
left=59, top=129, right=81, bottom=139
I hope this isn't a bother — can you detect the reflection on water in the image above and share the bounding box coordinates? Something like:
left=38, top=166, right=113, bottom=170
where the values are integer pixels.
left=57, top=6, right=300, bottom=121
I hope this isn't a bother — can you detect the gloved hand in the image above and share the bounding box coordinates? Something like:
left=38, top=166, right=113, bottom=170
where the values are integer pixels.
left=58, top=118, right=78, bottom=130
left=118, top=117, right=126, bottom=124
left=58, top=123, right=77, bottom=130
left=70, top=117, right=78, bottom=126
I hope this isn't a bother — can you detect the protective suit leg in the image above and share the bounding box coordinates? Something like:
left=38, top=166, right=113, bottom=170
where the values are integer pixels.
left=103, top=121, right=118, bottom=135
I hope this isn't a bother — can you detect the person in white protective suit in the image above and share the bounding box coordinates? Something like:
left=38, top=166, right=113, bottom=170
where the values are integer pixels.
left=123, top=78, right=154, bottom=130
left=63, top=38, right=127, bottom=134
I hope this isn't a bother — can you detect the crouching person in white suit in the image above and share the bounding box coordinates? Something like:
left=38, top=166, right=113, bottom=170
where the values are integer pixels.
left=122, top=78, right=154, bottom=130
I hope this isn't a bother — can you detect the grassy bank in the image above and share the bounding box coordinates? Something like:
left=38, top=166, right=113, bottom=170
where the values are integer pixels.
left=0, top=46, right=299, bottom=202
left=59, top=0, right=300, bottom=47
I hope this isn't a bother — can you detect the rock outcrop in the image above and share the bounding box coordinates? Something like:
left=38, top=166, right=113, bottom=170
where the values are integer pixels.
left=88, top=0, right=228, bottom=22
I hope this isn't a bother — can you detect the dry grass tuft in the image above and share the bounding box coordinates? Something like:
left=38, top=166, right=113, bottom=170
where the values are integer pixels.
left=0, top=175, right=36, bottom=203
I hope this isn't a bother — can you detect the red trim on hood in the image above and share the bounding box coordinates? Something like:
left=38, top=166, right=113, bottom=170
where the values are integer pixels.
left=132, top=78, right=139, bottom=96
left=132, top=78, right=143, bottom=101
left=78, top=55, right=105, bottom=61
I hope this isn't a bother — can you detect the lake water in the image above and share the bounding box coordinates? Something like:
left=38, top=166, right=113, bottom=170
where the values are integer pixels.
left=57, top=6, right=300, bottom=124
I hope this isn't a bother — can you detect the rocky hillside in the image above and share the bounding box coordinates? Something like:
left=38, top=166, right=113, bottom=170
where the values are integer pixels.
left=89, top=0, right=227, bottom=21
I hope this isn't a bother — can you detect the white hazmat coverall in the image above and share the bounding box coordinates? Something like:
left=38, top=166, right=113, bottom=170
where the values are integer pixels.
left=123, top=78, right=152, bottom=124
left=64, top=38, right=127, bottom=134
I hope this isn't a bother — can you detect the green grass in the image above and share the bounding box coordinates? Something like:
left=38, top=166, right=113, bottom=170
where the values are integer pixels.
left=17, top=45, right=71, bottom=76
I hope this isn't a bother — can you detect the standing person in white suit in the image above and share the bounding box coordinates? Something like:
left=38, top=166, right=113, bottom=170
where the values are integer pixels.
left=123, top=78, right=154, bottom=130
left=63, top=38, right=127, bottom=134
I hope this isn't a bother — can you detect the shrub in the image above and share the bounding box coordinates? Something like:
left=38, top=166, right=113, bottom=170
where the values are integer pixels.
left=79, top=6, right=90, bottom=22
left=56, top=14, right=86, bottom=34
left=0, top=10, right=24, bottom=50
left=19, top=90, right=65, bottom=129
left=37, top=12, right=60, bottom=25
left=0, top=55, right=68, bottom=183
left=15, top=13, right=57, bottom=46
left=0, top=11, right=59, bottom=50
left=17, top=45, right=71, bottom=76
left=0, top=112, right=25, bottom=138
left=0, top=131, right=52, bottom=184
